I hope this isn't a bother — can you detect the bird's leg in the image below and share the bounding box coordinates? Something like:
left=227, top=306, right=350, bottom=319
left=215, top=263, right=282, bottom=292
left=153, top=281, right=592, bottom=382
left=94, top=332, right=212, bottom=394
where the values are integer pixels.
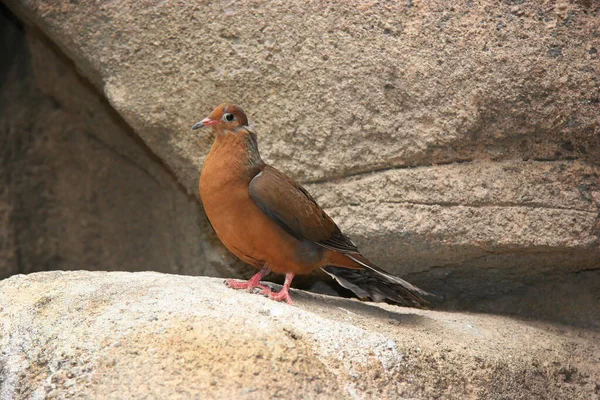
left=260, top=273, right=295, bottom=305
left=225, top=266, right=270, bottom=292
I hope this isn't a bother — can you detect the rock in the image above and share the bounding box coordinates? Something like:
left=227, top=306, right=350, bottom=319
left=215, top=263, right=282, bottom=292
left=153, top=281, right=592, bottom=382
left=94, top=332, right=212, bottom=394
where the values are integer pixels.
left=0, top=3, right=24, bottom=283
left=5, top=1, right=599, bottom=185
left=1, top=271, right=599, bottom=399
left=0, top=7, right=240, bottom=280
left=1, top=1, right=599, bottom=324
left=306, top=160, right=600, bottom=326
left=308, top=160, right=600, bottom=274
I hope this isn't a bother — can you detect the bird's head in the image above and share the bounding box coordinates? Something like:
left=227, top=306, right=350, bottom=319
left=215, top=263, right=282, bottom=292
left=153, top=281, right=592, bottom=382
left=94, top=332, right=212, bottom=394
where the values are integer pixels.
left=191, top=103, right=249, bottom=132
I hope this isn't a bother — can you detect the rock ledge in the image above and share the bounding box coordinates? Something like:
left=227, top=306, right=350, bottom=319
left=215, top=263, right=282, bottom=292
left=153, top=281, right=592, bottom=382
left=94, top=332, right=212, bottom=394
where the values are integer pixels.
left=1, top=271, right=598, bottom=399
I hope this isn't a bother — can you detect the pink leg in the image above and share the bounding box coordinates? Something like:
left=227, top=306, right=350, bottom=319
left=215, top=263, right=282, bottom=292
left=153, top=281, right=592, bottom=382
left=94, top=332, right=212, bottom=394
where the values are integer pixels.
left=260, top=273, right=295, bottom=305
left=225, top=266, right=270, bottom=292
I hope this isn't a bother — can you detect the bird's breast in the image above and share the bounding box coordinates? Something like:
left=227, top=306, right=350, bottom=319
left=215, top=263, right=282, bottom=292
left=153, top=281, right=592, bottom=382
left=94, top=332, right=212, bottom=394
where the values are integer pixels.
left=198, top=137, right=328, bottom=274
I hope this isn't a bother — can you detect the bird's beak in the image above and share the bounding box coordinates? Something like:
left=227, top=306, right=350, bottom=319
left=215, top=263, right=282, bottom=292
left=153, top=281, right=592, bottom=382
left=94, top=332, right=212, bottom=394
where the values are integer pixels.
left=191, top=117, right=218, bottom=130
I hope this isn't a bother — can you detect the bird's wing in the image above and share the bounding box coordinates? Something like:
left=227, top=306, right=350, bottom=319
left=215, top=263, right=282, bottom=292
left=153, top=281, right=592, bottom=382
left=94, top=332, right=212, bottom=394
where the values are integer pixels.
left=249, top=165, right=358, bottom=253
left=250, top=165, right=433, bottom=307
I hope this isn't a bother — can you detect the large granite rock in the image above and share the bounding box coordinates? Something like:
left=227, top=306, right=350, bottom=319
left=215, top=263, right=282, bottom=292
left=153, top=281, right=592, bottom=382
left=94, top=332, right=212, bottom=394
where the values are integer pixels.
left=1, top=1, right=599, bottom=324
left=1, top=271, right=599, bottom=399
left=6, top=0, right=599, bottom=185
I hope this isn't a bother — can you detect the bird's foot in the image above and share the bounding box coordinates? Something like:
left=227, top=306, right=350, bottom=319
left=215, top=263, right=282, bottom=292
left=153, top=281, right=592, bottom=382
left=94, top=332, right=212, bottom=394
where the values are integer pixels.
left=226, top=270, right=295, bottom=305
left=225, top=278, right=270, bottom=293
left=259, top=286, right=294, bottom=305
left=224, top=267, right=271, bottom=293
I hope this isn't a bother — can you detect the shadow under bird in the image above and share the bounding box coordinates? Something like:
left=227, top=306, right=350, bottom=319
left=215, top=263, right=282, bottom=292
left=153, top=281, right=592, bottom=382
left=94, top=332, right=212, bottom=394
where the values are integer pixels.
left=192, top=104, right=431, bottom=306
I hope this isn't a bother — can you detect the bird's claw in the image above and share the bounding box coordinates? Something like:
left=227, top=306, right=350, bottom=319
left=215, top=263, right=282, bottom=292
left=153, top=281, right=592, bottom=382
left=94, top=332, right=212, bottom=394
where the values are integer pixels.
left=259, top=286, right=294, bottom=305
left=225, top=278, right=270, bottom=293
left=226, top=279, right=292, bottom=303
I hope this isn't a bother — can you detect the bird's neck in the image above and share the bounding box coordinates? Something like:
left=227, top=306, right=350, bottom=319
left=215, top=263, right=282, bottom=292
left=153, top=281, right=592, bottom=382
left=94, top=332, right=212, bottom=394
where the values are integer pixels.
left=205, top=130, right=264, bottom=181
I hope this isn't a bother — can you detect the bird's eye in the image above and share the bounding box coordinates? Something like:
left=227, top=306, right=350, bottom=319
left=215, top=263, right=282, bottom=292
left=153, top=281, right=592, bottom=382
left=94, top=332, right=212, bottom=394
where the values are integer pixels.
left=223, top=113, right=236, bottom=122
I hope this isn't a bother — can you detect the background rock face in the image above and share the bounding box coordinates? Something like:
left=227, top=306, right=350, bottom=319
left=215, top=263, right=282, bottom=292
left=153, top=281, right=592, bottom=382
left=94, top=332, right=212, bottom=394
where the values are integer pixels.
left=1, top=272, right=599, bottom=399
left=6, top=0, right=599, bottom=185
left=0, top=6, right=235, bottom=281
left=1, top=1, right=599, bottom=326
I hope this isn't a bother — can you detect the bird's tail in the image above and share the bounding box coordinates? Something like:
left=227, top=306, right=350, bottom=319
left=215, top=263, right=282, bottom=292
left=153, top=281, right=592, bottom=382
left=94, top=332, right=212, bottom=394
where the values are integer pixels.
left=321, top=253, right=432, bottom=307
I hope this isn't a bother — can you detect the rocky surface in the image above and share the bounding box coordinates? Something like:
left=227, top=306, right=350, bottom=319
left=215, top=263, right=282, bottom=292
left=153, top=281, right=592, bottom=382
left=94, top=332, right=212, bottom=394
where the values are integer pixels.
left=0, top=7, right=236, bottom=280
left=309, top=160, right=600, bottom=273
left=307, top=159, right=600, bottom=326
left=1, top=1, right=599, bottom=325
left=6, top=0, right=599, bottom=186
left=1, top=271, right=599, bottom=399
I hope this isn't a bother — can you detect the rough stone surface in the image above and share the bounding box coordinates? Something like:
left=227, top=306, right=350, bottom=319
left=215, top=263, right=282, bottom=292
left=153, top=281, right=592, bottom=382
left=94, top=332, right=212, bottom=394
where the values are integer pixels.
left=1, top=271, right=600, bottom=399
left=1, top=1, right=599, bottom=324
left=5, top=0, right=599, bottom=184
left=309, top=160, right=600, bottom=273
left=306, top=160, right=600, bottom=326
left=0, top=5, right=23, bottom=281
left=0, top=8, right=237, bottom=280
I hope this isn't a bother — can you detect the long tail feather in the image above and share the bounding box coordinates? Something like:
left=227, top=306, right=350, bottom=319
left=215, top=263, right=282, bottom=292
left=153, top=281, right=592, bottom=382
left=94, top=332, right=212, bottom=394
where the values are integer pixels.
left=322, top=253, right=432, bottom=307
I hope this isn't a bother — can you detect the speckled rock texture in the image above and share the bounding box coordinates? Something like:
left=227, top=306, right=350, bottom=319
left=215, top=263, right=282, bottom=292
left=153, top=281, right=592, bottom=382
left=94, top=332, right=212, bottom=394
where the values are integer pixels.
left=1, top=271, right=599, bottom=399
left=6, top=0, right=599, bottom=184
left=1, top=1, right=599, bottom=324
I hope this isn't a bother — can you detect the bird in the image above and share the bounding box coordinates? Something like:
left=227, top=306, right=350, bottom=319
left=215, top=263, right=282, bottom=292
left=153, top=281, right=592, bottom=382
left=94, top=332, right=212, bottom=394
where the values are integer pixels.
left=192, top=104, right=431, bottom=306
